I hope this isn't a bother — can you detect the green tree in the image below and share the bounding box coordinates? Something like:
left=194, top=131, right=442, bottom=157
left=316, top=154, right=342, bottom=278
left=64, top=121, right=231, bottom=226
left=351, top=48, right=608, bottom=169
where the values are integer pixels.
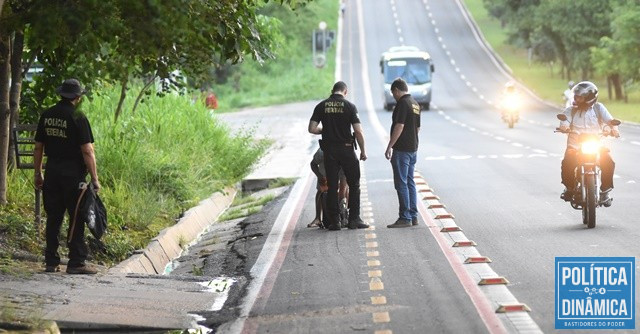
left=532, top=0, right=611, bottom=80
left=482, top=0, right=541, bottom=47
left=0, top=0, right=305, bottom=204
left=591, top=37, right=625, bottom=100
left=482, top=0, right=615, bottom=83
left=591, top=1, right=640, bottom=100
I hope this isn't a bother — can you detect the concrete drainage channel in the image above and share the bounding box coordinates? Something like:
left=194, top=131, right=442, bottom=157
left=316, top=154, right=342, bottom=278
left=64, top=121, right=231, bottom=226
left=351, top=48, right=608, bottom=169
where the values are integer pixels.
left=107, top=180, right=291, bottom=333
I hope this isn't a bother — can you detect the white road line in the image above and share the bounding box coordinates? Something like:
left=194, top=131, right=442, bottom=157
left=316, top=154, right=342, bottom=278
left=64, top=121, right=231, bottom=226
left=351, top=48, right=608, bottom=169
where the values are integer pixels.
left=425, top=154, right=559, bottom=161
left=355, top=0, right=387, bottom=146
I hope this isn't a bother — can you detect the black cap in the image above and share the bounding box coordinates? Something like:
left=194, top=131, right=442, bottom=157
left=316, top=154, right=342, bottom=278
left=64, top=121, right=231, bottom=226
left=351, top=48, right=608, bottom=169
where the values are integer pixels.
left=56, top=79, right=87, bottom=99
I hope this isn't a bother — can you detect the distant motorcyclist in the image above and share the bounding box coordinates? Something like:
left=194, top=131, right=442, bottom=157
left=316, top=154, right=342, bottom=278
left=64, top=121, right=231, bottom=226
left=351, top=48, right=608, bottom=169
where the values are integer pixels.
left=558, top=81, right=619, bottom=206
left=563, top=81, right=575, bottom=109
left=499, top=81, right=521, bottom=124
left=501, top=81, right=518, bottom=99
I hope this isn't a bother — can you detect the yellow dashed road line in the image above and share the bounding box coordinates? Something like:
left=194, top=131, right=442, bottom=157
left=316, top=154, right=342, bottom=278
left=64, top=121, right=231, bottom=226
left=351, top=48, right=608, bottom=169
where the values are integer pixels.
left=375, top=330, right=393, bottom=334
left=359, top=164, right=393, bottom=334
left=369, top=277, right=384, bottom=291
left=367, top=260, right=381, bottom=267
left=372, top=312, right=391, bottom=323
left=371, top=296, right=387, bottom=305
left=368, top=270, right=382, bottom=278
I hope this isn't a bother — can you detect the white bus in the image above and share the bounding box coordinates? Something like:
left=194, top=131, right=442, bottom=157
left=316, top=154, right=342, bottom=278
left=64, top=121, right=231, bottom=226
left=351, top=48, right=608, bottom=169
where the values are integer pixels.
left=380, top=46, right=434, bottom=111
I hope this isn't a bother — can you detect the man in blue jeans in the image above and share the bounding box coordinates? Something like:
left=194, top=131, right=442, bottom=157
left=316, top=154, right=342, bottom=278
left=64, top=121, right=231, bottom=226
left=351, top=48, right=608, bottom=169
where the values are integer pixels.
left=385, top=78, right=421, bottom=228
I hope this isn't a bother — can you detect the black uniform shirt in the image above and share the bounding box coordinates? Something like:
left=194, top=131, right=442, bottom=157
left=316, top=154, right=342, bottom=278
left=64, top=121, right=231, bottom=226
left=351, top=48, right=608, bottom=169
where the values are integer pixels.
left=35, top=100, right=94, bottom=164
left=310, top=94, right=361, bottom=144
left=391, top=94, right=421, bottom=152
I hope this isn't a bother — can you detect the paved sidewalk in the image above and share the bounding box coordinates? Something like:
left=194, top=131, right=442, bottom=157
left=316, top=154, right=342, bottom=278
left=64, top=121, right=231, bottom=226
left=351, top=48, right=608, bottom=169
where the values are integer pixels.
left=0, top=101, right=319, bottom=332
left=0, top=272, right=231, bottom=330
left=216, top=101, right=319, bottom=186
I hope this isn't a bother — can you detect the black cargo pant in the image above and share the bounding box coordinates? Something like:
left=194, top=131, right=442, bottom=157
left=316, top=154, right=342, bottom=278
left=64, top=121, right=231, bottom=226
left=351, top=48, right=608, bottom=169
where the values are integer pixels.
left=323, top=144, right=361, bottom=228
left=561, top=148, right=615, bottom=192
left=43, top=160, right=88, bottom=268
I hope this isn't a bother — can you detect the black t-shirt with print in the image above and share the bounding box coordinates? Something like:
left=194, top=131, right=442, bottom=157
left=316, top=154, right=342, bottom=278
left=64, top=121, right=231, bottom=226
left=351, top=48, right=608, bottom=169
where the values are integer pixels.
left=35, top=100, right=94, bottom=166
left=391, top=94, right=421, bottom=152
left=310, top=94, right=361, bottom=145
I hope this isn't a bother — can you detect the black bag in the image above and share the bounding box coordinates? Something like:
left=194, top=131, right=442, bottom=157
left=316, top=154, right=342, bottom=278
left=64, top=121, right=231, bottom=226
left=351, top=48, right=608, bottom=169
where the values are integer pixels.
left=70, top=182, right=107, bottom=241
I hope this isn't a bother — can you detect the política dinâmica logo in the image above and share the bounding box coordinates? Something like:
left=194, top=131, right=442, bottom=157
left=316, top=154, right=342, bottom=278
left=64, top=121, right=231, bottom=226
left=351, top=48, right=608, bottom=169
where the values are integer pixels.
left=555, top=257, right=635, bottom=329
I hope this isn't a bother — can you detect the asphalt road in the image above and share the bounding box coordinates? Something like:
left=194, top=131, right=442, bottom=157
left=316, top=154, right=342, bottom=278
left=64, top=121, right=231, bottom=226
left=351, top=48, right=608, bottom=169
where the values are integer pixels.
left=220, top=0, right=640, bottom=333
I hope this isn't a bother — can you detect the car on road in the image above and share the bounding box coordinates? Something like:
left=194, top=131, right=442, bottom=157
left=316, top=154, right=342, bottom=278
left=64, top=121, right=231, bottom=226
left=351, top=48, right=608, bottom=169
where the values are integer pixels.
left=380, top=46, right=434, bottom=111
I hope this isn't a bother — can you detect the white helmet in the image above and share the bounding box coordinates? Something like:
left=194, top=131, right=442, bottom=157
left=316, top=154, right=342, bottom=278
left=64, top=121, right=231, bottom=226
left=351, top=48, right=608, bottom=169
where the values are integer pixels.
left=572, top=81, right=598, bottom=109
left=504, top=81, right=516, bottom=93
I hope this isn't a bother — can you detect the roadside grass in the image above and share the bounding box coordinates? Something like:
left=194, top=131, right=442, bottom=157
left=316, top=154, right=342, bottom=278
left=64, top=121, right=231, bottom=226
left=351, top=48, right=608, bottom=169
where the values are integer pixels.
left=267, top=177, right=296, bottom=189
left=220, top=194, right=275, bottom=221
left=0, top=256, right=35, bottom=278
left=0, top=1, right=334, bottom=268
left=463, top=0, right=640, bottom=123
left=0, top=84, right=267, bottom=266
left=0, top=298, right=48, bottom=331
left=219, top=177, right=294, bottom=221
left=213, top=0, right=338, bottom=112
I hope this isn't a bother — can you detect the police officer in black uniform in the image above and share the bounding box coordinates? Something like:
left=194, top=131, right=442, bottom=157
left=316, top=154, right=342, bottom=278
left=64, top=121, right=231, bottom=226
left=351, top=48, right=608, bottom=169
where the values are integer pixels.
left=34, top=79, right=100, bottom=275
left=309, top=81, right=369, bottom=230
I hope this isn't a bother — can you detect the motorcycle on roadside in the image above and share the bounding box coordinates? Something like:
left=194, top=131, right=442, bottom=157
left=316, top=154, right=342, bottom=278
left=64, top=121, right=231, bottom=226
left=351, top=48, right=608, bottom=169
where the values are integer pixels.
left=555, top=114, right=621, bottom=228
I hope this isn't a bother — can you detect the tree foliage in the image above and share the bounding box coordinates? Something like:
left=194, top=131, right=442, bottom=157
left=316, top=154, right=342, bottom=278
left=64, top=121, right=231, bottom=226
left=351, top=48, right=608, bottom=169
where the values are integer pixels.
left=0, top=0, right=308, bottom=204
left=592, top=1, right=640, bottom=85
left=482, top=0, right=640, bottom=100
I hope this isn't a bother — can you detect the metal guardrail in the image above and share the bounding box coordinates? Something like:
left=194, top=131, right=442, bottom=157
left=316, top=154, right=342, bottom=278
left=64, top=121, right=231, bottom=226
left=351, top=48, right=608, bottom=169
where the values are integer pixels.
left=12, top=124, right=42, bottom=227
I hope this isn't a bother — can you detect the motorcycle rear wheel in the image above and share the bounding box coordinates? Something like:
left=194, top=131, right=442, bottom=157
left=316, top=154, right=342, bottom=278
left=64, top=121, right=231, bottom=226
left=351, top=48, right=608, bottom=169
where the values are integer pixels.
left=583, top=173, right=597, bottom=228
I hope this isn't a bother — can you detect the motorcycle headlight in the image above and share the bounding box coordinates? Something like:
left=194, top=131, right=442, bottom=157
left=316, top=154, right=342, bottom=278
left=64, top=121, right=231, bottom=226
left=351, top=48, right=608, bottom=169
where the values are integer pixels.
left=503, top=96, right=520, bottom=111
left=580, top=140, right=601, bottom=155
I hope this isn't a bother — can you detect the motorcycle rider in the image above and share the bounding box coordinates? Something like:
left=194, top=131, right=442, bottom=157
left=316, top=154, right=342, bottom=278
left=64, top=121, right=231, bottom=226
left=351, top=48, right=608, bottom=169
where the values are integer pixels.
left=558, top=81, right=619, bottom=206
left=563, top=81, right=575, bottom=109
left=500, top=81, right=520, bottom=121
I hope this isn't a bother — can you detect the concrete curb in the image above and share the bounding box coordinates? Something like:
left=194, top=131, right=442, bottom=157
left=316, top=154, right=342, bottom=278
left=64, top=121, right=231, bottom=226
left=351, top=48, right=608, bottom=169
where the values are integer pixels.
left=109, top=186, right=237, bottom=275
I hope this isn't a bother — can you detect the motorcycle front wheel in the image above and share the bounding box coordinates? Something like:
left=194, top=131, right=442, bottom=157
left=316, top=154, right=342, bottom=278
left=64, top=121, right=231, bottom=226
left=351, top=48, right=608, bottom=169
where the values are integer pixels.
left=582, top=173, right=597, bottom=228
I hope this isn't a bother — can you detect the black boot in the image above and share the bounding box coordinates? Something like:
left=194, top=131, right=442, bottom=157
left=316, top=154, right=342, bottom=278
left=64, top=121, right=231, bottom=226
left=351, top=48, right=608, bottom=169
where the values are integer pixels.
left=348, top=218, right=369, bottom=229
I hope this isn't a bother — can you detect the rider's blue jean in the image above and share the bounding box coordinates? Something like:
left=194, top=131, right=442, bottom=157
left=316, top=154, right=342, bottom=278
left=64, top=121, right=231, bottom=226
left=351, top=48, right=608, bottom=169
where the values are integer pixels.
left=391, top=150, right=417, bottom=221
